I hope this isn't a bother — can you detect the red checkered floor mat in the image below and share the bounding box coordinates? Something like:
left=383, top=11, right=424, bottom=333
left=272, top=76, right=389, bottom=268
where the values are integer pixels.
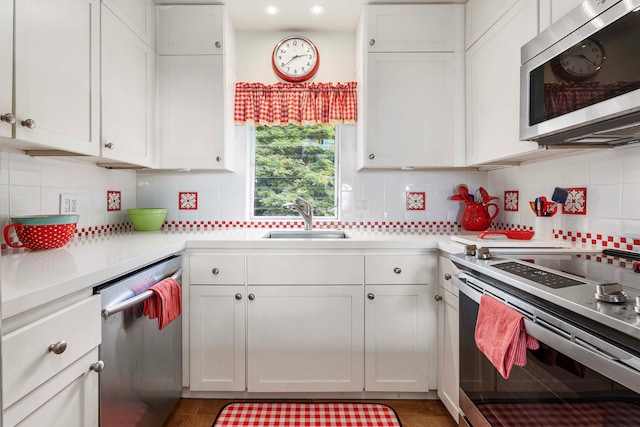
left=212, top=402, right=402, bottom=427
left=478, top=401, right=640, bottom=427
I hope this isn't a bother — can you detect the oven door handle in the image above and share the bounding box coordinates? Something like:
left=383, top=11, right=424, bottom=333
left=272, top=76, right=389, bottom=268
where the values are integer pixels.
left=524, top=319, right=640, bottom=394
left=101, top=268, right=183, bottom=319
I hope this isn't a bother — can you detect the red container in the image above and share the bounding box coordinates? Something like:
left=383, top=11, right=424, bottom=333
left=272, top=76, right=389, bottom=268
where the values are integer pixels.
left=3, top=222, right=77, bottom=250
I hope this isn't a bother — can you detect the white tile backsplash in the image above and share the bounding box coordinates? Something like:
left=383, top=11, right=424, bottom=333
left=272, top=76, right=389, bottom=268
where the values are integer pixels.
left=1, top=148, right=137, bottom=240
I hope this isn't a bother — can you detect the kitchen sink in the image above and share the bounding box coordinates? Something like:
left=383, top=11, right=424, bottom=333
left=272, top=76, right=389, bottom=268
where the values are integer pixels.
left=262, top=230, right=350, bottom=239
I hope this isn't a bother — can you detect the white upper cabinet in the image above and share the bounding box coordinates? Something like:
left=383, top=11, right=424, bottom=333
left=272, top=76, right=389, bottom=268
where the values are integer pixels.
left=156, top=5, right=236, bottom=170
left=0, top=0, right=12, bottom=139
left=538, top=0, right=585, bottom=33
left=357, top=5, right=465, bottom=169
left=366, top=5, right=461, bottom=53
left=465, top=0, right=519, bottom=49
left=100, top=4, right=156, bottom=167
left=5, top=0, right=100, bottom=155
left=465, top=0, right=540, bottom=166
left=102, top=0, right=155, bottom=48
left=157, top=5, right=225, bottom=55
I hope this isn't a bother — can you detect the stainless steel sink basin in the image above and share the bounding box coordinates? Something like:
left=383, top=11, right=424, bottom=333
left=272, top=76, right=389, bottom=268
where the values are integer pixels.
left=263, top=230, right=350, bottom=239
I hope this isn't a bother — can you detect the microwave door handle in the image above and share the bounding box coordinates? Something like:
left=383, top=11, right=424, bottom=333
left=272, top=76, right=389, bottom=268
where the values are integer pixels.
left=102, top=268, right=183, bottom=319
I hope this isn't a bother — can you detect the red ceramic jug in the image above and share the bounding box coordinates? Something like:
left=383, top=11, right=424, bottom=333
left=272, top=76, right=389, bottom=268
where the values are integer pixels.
left=461, top=201, right=499, bottom=231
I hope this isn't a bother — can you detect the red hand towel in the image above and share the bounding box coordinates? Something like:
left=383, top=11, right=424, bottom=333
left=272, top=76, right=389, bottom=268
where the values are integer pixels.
left=475, top=294, right=539, bottom=379
left=143, top=277, right=181, bottom=330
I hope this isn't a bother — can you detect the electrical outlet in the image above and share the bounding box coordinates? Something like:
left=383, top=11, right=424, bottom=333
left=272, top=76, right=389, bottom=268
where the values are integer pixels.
left=60, top=194, right=79, bottom=214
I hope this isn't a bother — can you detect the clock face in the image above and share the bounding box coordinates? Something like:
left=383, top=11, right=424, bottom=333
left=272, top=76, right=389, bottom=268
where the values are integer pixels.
left=272, top=36, right=320, bottom=83
left=552, top=38, right=605, bottom=81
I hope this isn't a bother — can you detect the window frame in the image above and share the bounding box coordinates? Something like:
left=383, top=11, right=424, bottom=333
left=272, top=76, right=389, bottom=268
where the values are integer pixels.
left=247, top=124, right=341, bottom=221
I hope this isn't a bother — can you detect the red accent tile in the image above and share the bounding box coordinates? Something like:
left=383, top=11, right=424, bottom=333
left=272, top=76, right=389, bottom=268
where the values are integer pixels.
left=504, top=190, right=519, bottom=211
left=107, top=190, right=121, bottom=211
left=562, top=187, right=587, bottom=215
left=179, top=192, right=198, bottom=210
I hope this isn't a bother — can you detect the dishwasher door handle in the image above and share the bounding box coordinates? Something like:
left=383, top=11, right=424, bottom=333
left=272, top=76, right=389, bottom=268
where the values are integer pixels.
left=102, top=268, right=183, bottom=319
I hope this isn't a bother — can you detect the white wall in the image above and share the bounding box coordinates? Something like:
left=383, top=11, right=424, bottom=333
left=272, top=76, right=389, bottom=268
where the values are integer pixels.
left=235, top=31, right=356, bottom=83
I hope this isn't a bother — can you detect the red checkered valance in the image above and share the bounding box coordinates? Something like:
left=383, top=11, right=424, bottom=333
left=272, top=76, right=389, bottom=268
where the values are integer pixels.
left=234, top=82, right=357, bottom=126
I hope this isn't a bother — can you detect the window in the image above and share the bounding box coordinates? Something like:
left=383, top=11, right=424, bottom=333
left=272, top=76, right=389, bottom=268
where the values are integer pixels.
left=251, top=124, right=337, bottom=218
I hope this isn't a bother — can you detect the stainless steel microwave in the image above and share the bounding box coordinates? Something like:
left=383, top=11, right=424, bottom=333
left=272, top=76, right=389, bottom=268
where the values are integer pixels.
left=520, top=0, right=640, bottom=146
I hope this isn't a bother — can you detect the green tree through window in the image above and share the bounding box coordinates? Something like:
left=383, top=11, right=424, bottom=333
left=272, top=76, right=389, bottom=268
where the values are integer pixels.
left=253, top=124, right=337, bottom=217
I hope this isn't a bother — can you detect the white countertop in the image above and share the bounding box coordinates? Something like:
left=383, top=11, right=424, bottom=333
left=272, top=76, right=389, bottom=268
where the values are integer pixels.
left=0, top=228, right=595, bottom=320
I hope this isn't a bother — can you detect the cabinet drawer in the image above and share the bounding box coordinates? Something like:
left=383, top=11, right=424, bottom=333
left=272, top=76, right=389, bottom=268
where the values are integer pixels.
left=247, top=255, right=364, bottom=285
left=189, top=254, right=245, bottom=285
left=439, top=256, right=460, bottom=296
left=2, top=296, right=101, bottom=408
left=365, top=255, right=436, bottom=285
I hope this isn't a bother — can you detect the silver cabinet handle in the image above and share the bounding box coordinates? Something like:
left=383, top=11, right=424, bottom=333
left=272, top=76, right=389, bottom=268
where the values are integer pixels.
left=90, top=360, right=104, bottom=373
left=216, top=156, right=222, bottom=162
left=48, top=341, right=67, bottom=355
left=104, top=142, right=114, bottom=150
left=212, top=268, right=220, bottom=275
left=1, top=113, right=15, bottom=124
left=368, top=153, right=375, bottom=159
left=248, top=293, right=255, bottom=301
left=369, top=39, right=375, bottom=46
left=235, top=293, right=242, bottom=300
left=444, top=273, right=451, bottom=280
left=393, top=267, right=401, bottom=274
left=434, top=295, right=443, bottom=302
left=367, top=293, right=375, bottom=300
left=215, top=41, right=221, bottom=48
left=21, top=118, right=36, bottom=129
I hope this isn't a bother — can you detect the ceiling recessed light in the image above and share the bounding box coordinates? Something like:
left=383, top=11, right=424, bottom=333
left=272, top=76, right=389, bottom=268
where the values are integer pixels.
left=264, top=5, right=280, bottom=15
left=310, top=4, right=325, bottom=15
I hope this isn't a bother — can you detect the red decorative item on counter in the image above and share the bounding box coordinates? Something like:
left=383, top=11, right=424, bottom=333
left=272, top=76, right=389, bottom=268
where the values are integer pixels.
left=3, top=223, right=77, bottom=250
left=452, top=185, right=500, bottom=231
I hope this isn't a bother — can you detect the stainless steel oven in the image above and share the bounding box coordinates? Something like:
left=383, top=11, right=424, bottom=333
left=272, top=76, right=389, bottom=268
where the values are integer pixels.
left=451, top=250, right=640, bottom=427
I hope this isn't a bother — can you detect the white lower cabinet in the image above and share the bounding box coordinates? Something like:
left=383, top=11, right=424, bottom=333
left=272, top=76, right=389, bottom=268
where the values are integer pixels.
left=187, top=251, right=440, bottom=395
left=437, top=256, right=460, bottom=422
left=2, top=295, right=102, bottom=427
left=190, top=285, right=246, bottom=391
left=364, top=284, right=431, bottom=391
left=247, top=285, right=364, bottom=392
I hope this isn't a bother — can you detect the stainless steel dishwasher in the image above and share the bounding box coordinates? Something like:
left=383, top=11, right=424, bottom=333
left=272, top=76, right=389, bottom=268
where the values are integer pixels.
left=94, top=255, right=183, bottom=427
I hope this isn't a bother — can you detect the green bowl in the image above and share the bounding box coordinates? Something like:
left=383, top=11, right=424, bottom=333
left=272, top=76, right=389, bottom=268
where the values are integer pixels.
left=10, top=214, right=79, bottom=225
left=127, top=208, right=167, bottom=231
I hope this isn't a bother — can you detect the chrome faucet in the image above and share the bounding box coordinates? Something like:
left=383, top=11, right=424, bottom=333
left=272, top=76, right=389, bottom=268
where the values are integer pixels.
left=283, top=197, right=313, bottom=230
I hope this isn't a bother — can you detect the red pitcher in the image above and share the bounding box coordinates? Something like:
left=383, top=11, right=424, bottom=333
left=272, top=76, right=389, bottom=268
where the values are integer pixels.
left=460, top=201, right=499, bottom=231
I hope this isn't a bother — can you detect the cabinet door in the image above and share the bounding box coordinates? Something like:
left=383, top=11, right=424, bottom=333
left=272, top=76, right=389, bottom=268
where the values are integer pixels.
left=157, top=55, right=227, bottom=170
left=538, top=0, right=585, bottom=32
left=366, top=5, right=462, bottom=53
left=101, top=5, right=155, bottom=167
left=364, top=284, right=433, bottom=392
left=0, top=0, right=12, bottom=139
left=102, top=0, right=155, bottom=48
left=465, top=0, right=519, bottom=49
left=157, top=5, right=224, bottom=55
left=13, top=0, right=99, bottom=155
left=3, top=348, right=100, bottom=427
left=190, top=286, right=246, bottom=391
left=437, top=287, right=460, bottom=421
left=465, top=0, right=539, bottom=166
left=361, top=52, right=465, bottom=168
left=247, top=285, right=364, bottom=392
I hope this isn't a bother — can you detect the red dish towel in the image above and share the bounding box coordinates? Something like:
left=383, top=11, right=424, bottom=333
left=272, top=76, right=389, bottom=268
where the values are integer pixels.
left=475, top=294, right=539, bottom=379
left=143, top=278, right=181, bottom=330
